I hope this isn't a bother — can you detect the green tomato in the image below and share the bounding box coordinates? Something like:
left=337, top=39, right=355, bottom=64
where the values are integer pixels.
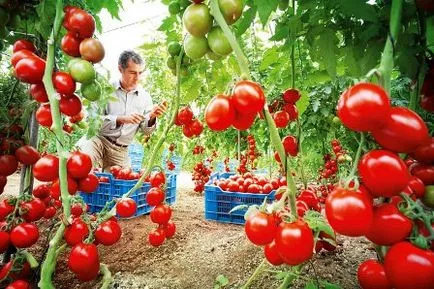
left=0, top=7, right=9, bottom=26
left=168, top=41, right=181, bottom=57
left=182, top=4, right=213, bottom=37
left=184, top=34, right=209, bottom=60
left=207, top=51, right=224, bottom=61
left=68, top=59, right=96, bottom=84
left=167, top=57, right=176, bottom=69
left=332, top=116, right=341, bottom=126
left=81, top=81, right=102, bottom=101
left=422, top=185, right=434, bottom=208
left=168, top=1, right=181, bottom=15
left=207, top=27, right=232, bottom=56
left=278, top=0, right=289, bottom=10
left=218, top=0, right=243, bottom=25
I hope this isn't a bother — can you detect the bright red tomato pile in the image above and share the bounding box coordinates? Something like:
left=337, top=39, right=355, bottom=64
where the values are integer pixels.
left=213, top=172, right=282, bottom=194
left=175, top=106, right=204, bottom=138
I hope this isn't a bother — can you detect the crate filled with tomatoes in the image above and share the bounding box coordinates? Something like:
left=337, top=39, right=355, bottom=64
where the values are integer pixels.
left=80, top=167, right=176, bottom=217
left=205, top=172, right=284, bottom=225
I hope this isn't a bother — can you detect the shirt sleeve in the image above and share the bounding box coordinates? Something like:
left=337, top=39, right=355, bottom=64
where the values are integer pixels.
left=103, top=114, right=118, bottom=130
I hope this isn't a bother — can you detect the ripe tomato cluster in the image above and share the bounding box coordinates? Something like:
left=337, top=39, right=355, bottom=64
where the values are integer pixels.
left=109, top=165, right=142, bottom=180
left=236, top=135, right=260, bottom=174
left=192, top=162, right=212, bottom=193
left=328, top=82, right=434, bottom=289
left=205, top=80, right=265, bottom=131
left=146, top=171, right=176, bottom=247
left=213, top=172, right=282, bottom=194
left=269, top=88, right=300, bottom=128
left=175, top=106, right=204, bottom=138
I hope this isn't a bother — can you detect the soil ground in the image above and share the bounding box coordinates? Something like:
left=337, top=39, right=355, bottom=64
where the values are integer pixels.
left=3, top=172, right=374, bottom=289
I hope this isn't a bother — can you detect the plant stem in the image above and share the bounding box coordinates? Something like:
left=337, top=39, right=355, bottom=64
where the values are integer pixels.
left=296, top=118, right=307, bottom=189
left=100, top=264, right=113, bottom=289
left=378, top=0, right=403, bottom=93
left=209, top=0, right=250, bottom=79
left=286, top=157, right=298, bottom=218
left=241, top=259, right=266, bottom=289
left=348, top=133, right=365, bottom=179
left=410, top=10, right=427, bottom=111
left=277, top=268, right=298, bottom=289
left=22, top=250, right=39, bottom=268
left=38, top=0, right=65, bottom=288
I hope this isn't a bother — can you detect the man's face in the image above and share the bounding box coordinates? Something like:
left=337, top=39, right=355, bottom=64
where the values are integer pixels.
left=119, top=59, right=144, bottom=90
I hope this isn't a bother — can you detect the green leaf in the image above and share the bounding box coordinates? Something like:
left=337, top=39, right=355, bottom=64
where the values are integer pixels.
left=304, top=70, right=331, bottom=86
left=343, top=46, right=361, bottom=77
left=297, top=90, right=310, bottom=116
left=427, top=17, right=434, bottom=51
left=254, top=0, right=278, bottom=26
left=305, top=280, right=319, bottom=289
left=288, top=15, right=302, bottom=42
left=234, top=6, right=257, bottom=36
left=158, top=16, right=177, bottom=33
left=333, top=0, right=378, bottom=23
left=397, top=49, right=419, bottom=80
left=315, top=29, right=338, bottom=78
left=35, top=0, right=57, bottom=39
left=270, top=21, right=289, bottom=41
left=259, top=47, right=280, bottom=71
left=321, top=280, right=343, bottom=289
left=303, top=210, right=335, bottom=238
left=215, top=274, right=229, bottom=286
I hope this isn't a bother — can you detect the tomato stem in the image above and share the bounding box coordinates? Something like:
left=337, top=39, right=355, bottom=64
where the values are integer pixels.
left=209, top=0, right=251, bottom=79
left=241, top=259, right=266, bottom=289
left=296, top=118, right=307, bottom=189
left=100, top=263, right=113, bottom=289
left=347, top=133, right=365, bottom=181
left=378, top=0, right=403, bottom=93
left=22, top=250, right=39, bottom=268
left=38, top=0, right=66, bottom=287
left=286, top=157, right=298, bottom=219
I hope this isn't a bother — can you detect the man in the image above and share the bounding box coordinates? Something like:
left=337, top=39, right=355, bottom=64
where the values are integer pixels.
left=80, top=50, right=167, bottom=171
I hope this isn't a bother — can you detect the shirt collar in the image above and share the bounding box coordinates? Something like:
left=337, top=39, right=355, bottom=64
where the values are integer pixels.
left=116, top=80, right=139, bottom=95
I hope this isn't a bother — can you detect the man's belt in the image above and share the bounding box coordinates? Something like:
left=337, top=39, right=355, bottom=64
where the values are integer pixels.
left=103, top=136, right=128, bottom=148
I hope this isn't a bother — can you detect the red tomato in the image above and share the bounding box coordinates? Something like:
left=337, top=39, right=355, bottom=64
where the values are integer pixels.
left=59, top=94, right=82, bottom=117
left=264, top=240, right=284, bottom=266
left=150, top=204, right=172, bottom=225
left=15, top=145, right=40, bottom=165
left=358, top=150, right=410, bottom=197
left=365, top=203, right=412, bottom=246
left=50, top=176, right=78, bottom=197
left=189, top=119, right=204, bottom=136
left=148, top=228, right=166, bottom=247
left=244, top=211, right=278, bottom=246
left=78, top=173, right=99, bottom=193
left=273, top=111, right=290, bottom=128
left=11, top=50, right=36, bottom=67
left=232, top=80, right=265, bottom=114
left=146, top=187, right=165, bottom=206
left=384, top=242, right=434, bottom=289
left=0, top=200, right=15, bottom=221
left=67, top=151, right=92, bottom=179
left=13, top=39, right=36, bottom=53
left=275, top=219, right=314, bottom=265
left=282, top=135, right=298, bottom=156
left=21, top=198, right=46, bottom=222
left=116, top=198, right=137, bottom=218
left=160, top=220, right=176, bottom=238
left=95, top=220, right=121, bottom=246
left=64, top=219, right=89, bottom=246
left=411, top=164, right=434, bottom=185
left=205, top=94, right=236, bottom=131
left=149, top=171, right=166, bottom=188
left=71, top=203, right=84, bottom=217
left=43, top=207, right=57, bottom=219
left=232, top=111, right=256, bottom=130
left=0, top=155, right=18, bottom=176
left=282, top=88, right=301, bottom=103
left=0, top=223, right=10, bottom=253
left=177, top=106, right=194, bottom=125
left=6, top=280, right=31, bottom=289
left=68, top=243, right=100, bottom=281
left=14, top=56, right=46, bottom=84
left=372, top=107, right=429, bottom=153
left=61, top=32, right=82, bottom=57
left=298, top=189, right=320, bottom=211
left=411, top=137, right=434, bottom=164
left=282, top=103, right=298, bottom=120
left=357, top=259, right=392, bottom=289
left=325, top=187, right=373, bottom=237
left=29, top=83, right=49, bottom=103
left=337, top=83, right=390, bottom=132
left=53, top=71, right=76, bottom=96
left=69, top=110, right=84, bottom=123
left=10, top=223, right=39, bottom=248
left=64, top=8, right=96, bottom=38
left=406, top=176, right=426, bottom=198
left=35, top=104, right=53, bottom=127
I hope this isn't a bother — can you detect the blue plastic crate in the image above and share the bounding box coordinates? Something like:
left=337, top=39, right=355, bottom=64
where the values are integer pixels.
left=80, top=173, right=177, bottom=217
left=204, top=172, right=275, bottom=225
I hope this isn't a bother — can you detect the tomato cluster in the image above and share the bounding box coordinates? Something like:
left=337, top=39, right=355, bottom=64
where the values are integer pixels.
left=213, top=172, right=282, bottom=194
left=178, top=0, right=242, bottom=61
left=147, top=171, right=176, bottom=247
left=192, top=162, right=212, bottom=193
left=270, top=88, right=300, bottom=128
left=109, top=165, right=142, bottom=180
left=174, top=106, right=204, bottom=138
left=236, top=135, right=260, bottom=174
left=205, top=80, right=265, bottom=131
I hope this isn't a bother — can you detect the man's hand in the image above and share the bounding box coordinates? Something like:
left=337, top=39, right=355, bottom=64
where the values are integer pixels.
left=150, top=101, right=168, bottom=119
left=117, top=113, right=145, bottom=125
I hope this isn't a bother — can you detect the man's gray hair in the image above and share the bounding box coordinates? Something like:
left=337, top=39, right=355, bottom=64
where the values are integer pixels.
left=118, top=50, right=144, bottom=69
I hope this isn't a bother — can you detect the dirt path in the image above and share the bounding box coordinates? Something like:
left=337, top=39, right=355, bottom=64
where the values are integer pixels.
left=3, top=172, right=374, bottom=289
